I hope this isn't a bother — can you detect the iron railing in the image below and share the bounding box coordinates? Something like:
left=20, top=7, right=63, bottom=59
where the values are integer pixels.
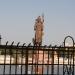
left=0, top=42, right=75, bottom=75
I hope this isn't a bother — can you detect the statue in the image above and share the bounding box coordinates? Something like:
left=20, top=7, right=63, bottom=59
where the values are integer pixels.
left=33, top=15, right=45, bottom=74
left=33, top=15, right=44, bottom=46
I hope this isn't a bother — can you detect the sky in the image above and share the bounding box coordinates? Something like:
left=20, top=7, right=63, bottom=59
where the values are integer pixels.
left=0, top=0, right=75, bottom=45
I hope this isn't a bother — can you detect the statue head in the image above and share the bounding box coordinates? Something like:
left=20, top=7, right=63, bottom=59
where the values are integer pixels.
left=36, top=16, right=41, bottom=23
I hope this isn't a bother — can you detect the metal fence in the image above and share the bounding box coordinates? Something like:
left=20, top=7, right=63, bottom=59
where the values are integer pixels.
left=0, top=42, right=75, bottom=75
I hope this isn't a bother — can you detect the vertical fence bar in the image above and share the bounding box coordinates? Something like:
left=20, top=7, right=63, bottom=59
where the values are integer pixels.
left=47, top=48, right=49, bottom=74
left=21, top=43, right=25, bottom=75
left=3, top=41, right=8, bottom=75
left=34, top=46, right=36, bottom=74
left=9, top=42, right=14, bottom=75
left=21, top=45, right=23, bottom=75
left=31, top=45, right=35, bottom=74
left=15, top=48, right=17, bottom=74
left=31, top=46, right=33, bottom=74
left=51, top=47, right=54, bottom=75
left=15, top=42, right=20, bottom=74
left=42, top=47, right=44, bottom=74
left=9, top=47, right=12, bottom=75
left=35, top=45, right=37, bottom=74
left=63, top=47, right=65, bottom=75
left=72, top=47, right=74, bottom=75
left=25, top=46, right=28, bottom=74
left=36, top=46, right=39, bottom=74
left=9, top=46, right=11, bottom=75
left=57, top=47, right=59, bottom=75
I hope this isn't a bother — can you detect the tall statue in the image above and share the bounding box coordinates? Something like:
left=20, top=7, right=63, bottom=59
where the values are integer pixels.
left=33, top=15, right=45, bottom=74
left=33, top=15, right=44, bottom=46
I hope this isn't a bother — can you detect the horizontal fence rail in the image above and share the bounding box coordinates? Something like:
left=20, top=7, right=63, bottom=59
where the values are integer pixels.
left=0, top=43, right=75, bottom=75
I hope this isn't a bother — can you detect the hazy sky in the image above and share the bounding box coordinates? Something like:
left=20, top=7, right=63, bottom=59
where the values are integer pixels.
left=0, top=0, right=75, bottom=45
